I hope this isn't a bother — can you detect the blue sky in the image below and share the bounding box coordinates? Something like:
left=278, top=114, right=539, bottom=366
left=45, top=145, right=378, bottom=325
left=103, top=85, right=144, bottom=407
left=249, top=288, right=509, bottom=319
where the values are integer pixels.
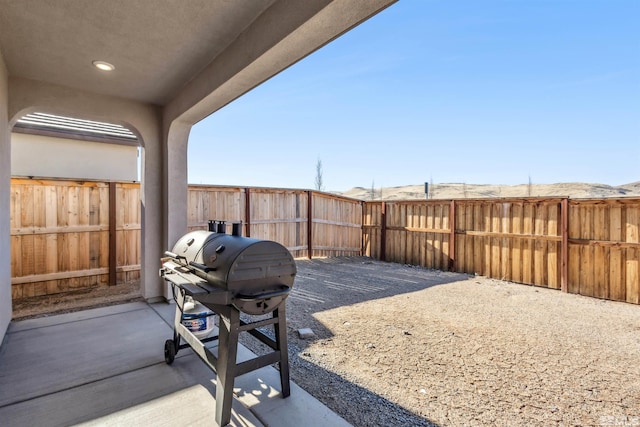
left=188, top=0, right=640, bottom=191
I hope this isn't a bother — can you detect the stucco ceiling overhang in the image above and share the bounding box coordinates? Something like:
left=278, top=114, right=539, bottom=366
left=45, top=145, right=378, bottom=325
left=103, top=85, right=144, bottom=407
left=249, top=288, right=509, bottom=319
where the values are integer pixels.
left=0, top=0, right=396, bottom=115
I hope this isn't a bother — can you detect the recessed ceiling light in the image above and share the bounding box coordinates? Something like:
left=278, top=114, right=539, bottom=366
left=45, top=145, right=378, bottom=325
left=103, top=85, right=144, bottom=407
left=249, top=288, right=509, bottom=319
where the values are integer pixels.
left=92, top=60, right=115, bottom=71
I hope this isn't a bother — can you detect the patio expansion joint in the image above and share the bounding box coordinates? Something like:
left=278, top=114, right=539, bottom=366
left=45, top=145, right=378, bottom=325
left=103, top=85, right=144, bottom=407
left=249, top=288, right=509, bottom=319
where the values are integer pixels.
left=0, top=359, right=170, bottom=411
left=8, top=304, right=149, bottom=334
left=148, top=303, right=176, bottom=329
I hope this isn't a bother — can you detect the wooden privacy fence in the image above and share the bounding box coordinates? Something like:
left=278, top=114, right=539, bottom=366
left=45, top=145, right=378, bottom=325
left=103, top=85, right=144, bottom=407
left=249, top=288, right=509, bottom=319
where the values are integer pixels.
left=10, top=178, right=140, bottom=300
left=186, top=185, right=363, bottom=258
left=10, top=178, right=640, bottom=305
left=10, top=180, right=362, bottom=301
left=363, top=198, right=640, bottom=304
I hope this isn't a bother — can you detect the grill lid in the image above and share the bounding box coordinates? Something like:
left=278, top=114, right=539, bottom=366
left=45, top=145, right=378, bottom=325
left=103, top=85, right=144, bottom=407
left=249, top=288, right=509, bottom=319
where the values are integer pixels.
left=163, top=230, right=296, bottom=315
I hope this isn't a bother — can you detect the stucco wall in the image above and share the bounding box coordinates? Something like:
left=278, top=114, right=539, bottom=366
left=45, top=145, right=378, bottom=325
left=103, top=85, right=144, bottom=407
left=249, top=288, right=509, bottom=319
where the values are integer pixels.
left=11, top=132, right=138, bottom=181
left=0, top=51, right=11, bottom=341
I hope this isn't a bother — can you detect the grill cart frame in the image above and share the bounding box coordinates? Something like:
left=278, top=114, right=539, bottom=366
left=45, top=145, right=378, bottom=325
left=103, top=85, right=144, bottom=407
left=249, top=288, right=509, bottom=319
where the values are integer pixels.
left=160, top=228, right=294, bottom=427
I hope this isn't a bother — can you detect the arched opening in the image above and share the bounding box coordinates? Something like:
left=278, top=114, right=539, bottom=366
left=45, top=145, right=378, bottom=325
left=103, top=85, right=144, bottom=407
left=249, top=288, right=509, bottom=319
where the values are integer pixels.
left=9, top=111, right=144, bottom=318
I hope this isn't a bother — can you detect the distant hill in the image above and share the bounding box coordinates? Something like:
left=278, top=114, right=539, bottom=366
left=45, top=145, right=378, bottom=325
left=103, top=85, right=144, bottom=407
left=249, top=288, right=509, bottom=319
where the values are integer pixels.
left=338, top=182, right=640, bottom=201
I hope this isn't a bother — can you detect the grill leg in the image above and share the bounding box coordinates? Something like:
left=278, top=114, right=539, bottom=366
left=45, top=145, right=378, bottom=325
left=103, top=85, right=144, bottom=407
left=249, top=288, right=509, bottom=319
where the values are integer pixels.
left=274, top=306, right=291, bottom=397
left=216, top=308, right=240, bottom=427
left=172, top=286, right=184, bottom=351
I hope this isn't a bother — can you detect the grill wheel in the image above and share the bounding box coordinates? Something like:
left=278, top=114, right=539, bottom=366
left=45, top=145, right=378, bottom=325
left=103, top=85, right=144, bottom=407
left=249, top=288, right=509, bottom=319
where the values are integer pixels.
left=164, top=339, right=176, bottom=364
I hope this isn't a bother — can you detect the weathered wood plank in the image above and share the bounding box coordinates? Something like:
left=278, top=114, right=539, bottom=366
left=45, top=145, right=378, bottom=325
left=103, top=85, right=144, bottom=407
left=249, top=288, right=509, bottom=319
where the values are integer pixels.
left=473, top=203, right=483, bottom=275
left=626, top=248, right=639, bottom=304
left=546, top=203, right=560, bottom=289
left=547, top=241, right=559, bottom=289
left=521, top=203, right=533, bottom=285
left=627, top=205, right=639, bottom=243
left=534, top=239, right=546, bottom=287
left=11, top=235, right=22, bottom=278
left=511, top=202, right=522, bottom=283
left=609, top=247, right=625, bottom=301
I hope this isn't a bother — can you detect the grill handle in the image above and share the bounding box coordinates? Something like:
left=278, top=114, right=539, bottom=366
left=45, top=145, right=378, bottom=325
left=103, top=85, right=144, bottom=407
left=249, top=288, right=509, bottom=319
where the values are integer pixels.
left=187, top=262, right=226, bottom=290
left=189, top=261, right=216, bottom=273
left=164, top=252, right=215, bottom=273
left=164, top=251, right=185, bottom=261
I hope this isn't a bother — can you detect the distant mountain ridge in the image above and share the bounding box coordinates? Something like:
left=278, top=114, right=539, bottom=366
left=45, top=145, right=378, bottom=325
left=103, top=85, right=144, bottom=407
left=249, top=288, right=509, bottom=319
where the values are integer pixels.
left=338, top=182, right=640, bottom=201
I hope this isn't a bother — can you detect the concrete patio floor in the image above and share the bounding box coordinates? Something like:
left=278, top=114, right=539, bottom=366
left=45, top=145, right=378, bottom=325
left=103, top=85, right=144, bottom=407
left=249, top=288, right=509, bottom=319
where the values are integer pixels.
left=0, top=301, right=350, bottom=427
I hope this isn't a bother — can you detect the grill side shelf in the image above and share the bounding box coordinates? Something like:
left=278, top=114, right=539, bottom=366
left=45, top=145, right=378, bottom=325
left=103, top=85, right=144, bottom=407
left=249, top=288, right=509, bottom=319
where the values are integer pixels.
left=178, top=282, right=232, bottom=305
left=180, top=283, right=208, bottom=296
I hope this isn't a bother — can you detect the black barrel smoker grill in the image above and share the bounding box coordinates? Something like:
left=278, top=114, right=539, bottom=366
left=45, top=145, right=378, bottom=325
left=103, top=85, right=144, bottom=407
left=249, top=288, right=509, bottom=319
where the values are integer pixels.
left=160, top=222, right=296, bottom=426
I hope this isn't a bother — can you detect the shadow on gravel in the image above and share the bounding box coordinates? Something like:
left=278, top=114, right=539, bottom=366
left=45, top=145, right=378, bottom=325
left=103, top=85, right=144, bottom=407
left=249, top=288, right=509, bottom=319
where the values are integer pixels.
left=241, top=256, right=464, bottom=427
left=291, top=256, right=468, bottom=323
left=288, top=352, right=440, bottom=427
left=287, top=255, right=469, bottom=342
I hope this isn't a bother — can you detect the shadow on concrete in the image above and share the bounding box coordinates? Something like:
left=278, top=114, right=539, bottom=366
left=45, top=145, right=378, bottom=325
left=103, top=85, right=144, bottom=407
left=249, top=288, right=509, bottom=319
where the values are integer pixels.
left=0, top=302, right=263, bottom=426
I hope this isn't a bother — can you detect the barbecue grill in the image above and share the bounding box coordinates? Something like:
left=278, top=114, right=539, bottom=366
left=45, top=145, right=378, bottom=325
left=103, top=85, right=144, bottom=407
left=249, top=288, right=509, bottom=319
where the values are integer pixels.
left=160, top=221, right=296, bottom=426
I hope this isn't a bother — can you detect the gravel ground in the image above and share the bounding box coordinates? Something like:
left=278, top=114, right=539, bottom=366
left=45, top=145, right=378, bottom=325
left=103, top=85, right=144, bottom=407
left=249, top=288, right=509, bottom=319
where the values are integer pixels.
left=242, top=257, right=640, bottom=427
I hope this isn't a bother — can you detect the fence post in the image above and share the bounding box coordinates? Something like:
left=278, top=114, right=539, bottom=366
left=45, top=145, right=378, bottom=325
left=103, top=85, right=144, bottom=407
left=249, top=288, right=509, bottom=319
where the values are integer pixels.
left=244, top=188, right=251, bottom=237
left=307, top=191, right=313, bottom=259
left=380, top=201, right=386, bottom=261
left=449, top=200, right=456, bottom=272
left=561, top=198, right=568, bottom=292
left=108, top=182, right=117, bottom=286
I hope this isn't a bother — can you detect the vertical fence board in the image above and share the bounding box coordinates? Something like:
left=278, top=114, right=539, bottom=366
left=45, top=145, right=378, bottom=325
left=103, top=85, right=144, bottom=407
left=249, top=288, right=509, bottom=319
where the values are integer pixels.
left=511, top=202, right=522, bottom=283
left=428, top=203, right=437, bottom=269
left=567, top=202, right=581, bottom=294
left=10, top=185, right=22, bottom=278
left=533, top=204, right=546, bottom=287
left=20, top=184, right=35, bottom=278
left=457, top=205, right=467, bottom=273
left=521, top=203, right=533, bottom=285
left=443, top=202, right=451, bottom=270
left=579, top=205, right=594, bottom=296
left=406, top=204, right=414, bottom=264
left=482, top=203, right=491, bottom=277
left=626, top=206, right=639, bottom=303
left=500, top=203, right=511, bottom=281
left=490, top=203, right=500, bottom=279
left=609, top=206, right=624, bottom=300
left=433, top=203, right=443, bottom=269
left=627, top=248, right=639, bottom=304
left=77, top=186, right=91, bottom=288
left=593, top=205, right=608, bottom=298
left=547, top=204, right=559, bottom=289
left=32, top=185, right=46, bottom=276
left=472, top=203, right=483, bottom=275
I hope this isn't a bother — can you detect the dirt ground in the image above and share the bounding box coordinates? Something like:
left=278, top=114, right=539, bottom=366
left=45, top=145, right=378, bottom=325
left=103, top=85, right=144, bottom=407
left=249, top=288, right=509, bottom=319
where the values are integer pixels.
left=256, top=257, right=640, bottom=427
left=12, top=281, right=143, bottom=320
